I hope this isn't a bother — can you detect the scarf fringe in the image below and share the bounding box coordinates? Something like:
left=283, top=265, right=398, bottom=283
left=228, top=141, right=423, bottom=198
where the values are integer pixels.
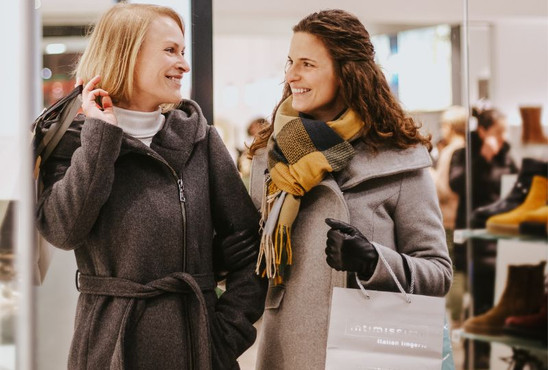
left=256, top=173, right=293, bottom=285
left=256, top=224, right=293, bottom=285
left=256, top=173, right=279, bottom=280
left=259, top=173, right=280, bottom=231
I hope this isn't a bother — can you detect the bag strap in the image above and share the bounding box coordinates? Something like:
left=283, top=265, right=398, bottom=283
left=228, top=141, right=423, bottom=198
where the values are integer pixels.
left=38, top=93, right=82, bottom=165
left=33, top=86, right=83, bottom=195
left=354, top=245, right=413, bottom=303
left=34, top=85, right=83, bottom=167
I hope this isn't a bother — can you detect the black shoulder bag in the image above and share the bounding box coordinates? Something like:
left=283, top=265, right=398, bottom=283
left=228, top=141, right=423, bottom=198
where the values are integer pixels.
left=31, top=84, right=83, bottom=197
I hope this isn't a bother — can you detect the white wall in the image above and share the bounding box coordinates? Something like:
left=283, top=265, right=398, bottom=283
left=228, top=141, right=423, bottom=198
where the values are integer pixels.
left=468, top=23, right=492, bottom=106
left=213, top=35, right=288, bottom=152
left=490, top=18, right=548, bottom=126
left=465, top=18, right=548, bottom=164
left=36, top=249, right=78, bottom=370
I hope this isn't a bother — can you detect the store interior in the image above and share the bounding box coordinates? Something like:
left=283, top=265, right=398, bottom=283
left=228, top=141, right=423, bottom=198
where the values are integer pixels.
left=0, top=0, right=546, bottom=369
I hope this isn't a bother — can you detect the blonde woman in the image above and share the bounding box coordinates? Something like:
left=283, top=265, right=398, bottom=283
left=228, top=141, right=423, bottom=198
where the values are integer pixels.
left=35, top=3, right=266, bottom=369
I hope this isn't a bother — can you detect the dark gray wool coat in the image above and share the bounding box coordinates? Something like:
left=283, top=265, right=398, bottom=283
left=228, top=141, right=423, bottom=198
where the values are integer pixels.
left=35, top=100, right=267, bottom=370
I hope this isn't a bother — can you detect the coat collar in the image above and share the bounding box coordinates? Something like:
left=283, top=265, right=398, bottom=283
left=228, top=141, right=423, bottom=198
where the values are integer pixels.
left=120, top=99, right=208, bottom=173
left=335, top=141, right=432, bottom=191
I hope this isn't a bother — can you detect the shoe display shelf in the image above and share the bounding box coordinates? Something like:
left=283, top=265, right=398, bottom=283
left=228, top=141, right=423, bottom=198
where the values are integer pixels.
left=454, top=228, right=547, bottom=245
left=455, top=173, right=547, bottom=369
left=454, top=232, right=547, bottom=369
left=453, top=329, right=547, bottom=369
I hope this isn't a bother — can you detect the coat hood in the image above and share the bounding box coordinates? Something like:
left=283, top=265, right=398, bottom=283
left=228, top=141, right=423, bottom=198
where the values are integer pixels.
left=154, top=99, right=208, bottom=150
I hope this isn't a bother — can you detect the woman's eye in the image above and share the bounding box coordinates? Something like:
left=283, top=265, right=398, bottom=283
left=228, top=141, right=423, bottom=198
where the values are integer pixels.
left=165, top=47, right=175, bottom=53
left=284, top=60, right=293, bottom=73
left=303, top=62, right=313, bottom=67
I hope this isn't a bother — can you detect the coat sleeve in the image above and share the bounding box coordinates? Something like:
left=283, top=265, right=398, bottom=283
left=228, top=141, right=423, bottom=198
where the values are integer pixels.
left=35, top=118, right=123, bottom=250
left=206, top=126, right=268, bottom=369
left=362, top=168, right=453, bottom=297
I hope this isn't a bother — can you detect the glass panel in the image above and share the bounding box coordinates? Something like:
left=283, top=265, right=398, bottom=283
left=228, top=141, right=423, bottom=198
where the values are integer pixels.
left=463, top=0, right=548, bottom=369
left=0, top=202, right=16, bottom=369
left=1, top=1, right=38, bottom=369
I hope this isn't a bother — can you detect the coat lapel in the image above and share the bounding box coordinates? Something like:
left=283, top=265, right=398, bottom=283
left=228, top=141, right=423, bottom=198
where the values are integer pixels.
left=313, top=176, right=349, bottom=289
left=336, top=141, right=432, bottom=191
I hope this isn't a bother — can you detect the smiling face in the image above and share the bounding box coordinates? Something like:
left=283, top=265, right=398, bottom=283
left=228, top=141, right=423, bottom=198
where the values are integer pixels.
left=479, top=116, right=508, bottom=148
left=285, top=32, right=346, bottom=121
left=121, top=15, right=190, bottom=112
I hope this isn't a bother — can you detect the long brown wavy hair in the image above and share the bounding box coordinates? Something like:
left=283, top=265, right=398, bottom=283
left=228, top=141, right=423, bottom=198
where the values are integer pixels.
left=249, top=9, right=432, bottom=157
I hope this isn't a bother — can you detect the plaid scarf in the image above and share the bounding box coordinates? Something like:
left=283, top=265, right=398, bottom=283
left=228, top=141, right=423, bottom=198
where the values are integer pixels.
left=256, top=96, right=364, bottom=284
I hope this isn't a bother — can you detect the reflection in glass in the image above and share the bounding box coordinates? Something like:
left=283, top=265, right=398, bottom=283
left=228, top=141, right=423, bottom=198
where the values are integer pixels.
left=0, top=200, right=17, bottom=367
left=463, top=2, right=548, bottom=369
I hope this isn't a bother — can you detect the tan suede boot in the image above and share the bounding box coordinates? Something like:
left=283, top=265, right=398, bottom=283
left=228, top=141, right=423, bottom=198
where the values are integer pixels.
left=463, top=261, right=546, bottom=336
left=486, top=175, right=547, bottom=235
left=519, top=205, right=548, bottom=237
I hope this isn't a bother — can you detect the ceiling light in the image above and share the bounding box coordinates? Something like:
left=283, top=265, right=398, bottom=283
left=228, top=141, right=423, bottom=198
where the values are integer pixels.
left=45, top=43, right=67, bottom=55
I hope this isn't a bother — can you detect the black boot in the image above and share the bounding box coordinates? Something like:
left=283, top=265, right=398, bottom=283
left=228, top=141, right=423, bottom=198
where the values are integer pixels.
left=471, top=158, right=548, bottom=228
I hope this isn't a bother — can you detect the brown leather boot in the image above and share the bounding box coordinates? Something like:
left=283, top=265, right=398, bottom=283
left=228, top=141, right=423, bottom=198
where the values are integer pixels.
left=520, top=106, right=548, bottom=144
left=463, top=261, right=546, bottom=336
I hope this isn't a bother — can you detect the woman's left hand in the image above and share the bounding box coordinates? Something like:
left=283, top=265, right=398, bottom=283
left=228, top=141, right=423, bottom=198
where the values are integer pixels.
left=325, top=218, right=378, bottom=278
left=214, top=228, right=259, bottom=271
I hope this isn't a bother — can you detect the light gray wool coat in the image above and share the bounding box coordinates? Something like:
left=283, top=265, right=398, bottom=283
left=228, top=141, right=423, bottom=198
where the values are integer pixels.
left=36, top=100, right=267, bottom=370
left=250, top=140, right=453, bottom=370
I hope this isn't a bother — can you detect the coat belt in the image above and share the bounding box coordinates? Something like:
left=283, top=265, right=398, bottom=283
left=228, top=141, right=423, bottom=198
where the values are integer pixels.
left=77, top=271, right=216, bottom=370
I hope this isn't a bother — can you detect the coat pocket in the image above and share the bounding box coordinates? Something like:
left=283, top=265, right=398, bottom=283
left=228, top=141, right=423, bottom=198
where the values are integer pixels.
left=265, top=284, right=285, bottom=310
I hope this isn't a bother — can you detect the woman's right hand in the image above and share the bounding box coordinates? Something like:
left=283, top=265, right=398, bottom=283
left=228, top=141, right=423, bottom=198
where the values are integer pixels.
left=80, top=75, right=117, bottom=126
left=480, top=135, right=501, bottom=162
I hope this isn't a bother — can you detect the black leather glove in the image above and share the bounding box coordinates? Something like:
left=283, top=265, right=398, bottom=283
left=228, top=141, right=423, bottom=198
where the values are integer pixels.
left=325, top=218, right=379, bottom=279
left=213, top=228, right=259, bottom=275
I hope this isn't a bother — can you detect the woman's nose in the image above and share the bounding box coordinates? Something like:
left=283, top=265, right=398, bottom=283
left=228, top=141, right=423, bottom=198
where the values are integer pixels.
left=285, top=65, right=299, bottom=83
left=178, top=56, right=190, bottom=73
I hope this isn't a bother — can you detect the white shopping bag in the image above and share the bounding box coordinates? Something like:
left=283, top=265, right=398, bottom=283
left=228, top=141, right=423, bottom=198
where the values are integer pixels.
left=326, top=256, right=445, bottom=370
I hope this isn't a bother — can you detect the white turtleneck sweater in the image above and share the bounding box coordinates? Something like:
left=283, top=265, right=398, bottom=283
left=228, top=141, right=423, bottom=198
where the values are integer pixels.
left=113, top=106, right=165, bottom=147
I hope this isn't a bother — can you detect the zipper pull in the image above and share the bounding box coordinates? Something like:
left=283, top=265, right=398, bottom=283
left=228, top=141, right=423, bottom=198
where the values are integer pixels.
left=177, top=178, right=186, bottom=203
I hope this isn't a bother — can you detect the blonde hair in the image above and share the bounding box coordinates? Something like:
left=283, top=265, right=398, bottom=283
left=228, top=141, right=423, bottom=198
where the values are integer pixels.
left=441, top=105, right=468, bottom=136
left=75, top=2, right=184, bottom=110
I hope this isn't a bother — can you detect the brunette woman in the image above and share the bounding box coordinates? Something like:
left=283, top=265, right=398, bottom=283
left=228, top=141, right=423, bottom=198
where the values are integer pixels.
left=248, top=9, right=452, bottom=369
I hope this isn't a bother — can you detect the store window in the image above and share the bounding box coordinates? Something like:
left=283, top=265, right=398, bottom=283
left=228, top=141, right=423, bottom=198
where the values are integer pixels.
left=372, top=25, right=453, bottom=112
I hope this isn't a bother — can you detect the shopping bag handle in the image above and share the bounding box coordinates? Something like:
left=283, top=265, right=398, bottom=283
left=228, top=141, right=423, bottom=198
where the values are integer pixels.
left=354, top=244, right=413, bottom=303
